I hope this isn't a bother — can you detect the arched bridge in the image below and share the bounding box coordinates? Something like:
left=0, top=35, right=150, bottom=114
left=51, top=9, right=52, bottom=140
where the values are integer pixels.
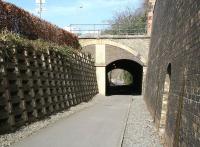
left=79, top=35, right=150, bottom=95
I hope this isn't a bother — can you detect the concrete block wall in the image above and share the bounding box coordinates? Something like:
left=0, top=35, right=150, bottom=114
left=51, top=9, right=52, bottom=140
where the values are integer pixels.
left=145, top=0, right=200, bottom=146
left=0, top=44, right=98, bottom=134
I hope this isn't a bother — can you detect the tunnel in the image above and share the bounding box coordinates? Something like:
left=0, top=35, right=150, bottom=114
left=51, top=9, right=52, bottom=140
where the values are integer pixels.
left=106, top=59, right=143, bottom=95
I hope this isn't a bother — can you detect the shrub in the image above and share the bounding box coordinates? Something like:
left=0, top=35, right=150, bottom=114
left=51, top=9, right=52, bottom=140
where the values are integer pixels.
left=0, top=1, right=80, bottom=49
left=0, top=29, right=77, bottom=57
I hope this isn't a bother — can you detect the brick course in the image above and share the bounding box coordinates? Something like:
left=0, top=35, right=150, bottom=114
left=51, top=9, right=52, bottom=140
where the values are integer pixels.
left=145, top=0, right=200, bottom=146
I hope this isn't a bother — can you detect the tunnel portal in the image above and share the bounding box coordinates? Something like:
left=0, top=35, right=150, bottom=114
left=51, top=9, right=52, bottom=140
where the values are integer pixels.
left=106, top=59, right=143, bottom=95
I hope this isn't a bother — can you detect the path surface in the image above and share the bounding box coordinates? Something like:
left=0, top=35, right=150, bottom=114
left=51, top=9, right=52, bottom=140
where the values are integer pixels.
left=122, top=96, right=162, bottom=147
left=11, top=95, right=131, bottom=147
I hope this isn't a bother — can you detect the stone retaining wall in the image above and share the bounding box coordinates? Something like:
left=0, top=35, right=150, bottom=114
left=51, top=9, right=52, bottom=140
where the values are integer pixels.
left=0, top=43, right=98, bottom=134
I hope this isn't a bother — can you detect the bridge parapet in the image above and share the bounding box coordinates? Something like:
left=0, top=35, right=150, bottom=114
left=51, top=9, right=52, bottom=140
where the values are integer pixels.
left=66, top=24, right=147, bottom=38
left=79, top=35, right=150, bottom=39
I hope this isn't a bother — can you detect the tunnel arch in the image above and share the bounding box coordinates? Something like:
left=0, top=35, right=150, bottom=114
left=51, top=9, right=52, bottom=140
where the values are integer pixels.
left=80, top=39, right=147, bottom=66
left=106, top=59, right=143, bottom=95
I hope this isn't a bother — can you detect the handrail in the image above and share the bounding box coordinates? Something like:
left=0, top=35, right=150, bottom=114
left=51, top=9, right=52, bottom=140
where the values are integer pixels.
left=67, top=24, right=147, bottom=38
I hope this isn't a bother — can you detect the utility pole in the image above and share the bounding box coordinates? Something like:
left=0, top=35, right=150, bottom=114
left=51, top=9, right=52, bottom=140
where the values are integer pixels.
left=36, top=0, right=46, bottom=18
left=39, top=0, right=42, bottom=18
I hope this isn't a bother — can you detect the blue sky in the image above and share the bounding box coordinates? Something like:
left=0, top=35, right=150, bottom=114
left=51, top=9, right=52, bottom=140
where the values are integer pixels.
left=5, top=0, right=143, bottom=28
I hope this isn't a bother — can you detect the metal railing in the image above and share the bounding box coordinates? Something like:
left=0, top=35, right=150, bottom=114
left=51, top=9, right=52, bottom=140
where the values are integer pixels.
left=68, top=24, right=147, bottom=38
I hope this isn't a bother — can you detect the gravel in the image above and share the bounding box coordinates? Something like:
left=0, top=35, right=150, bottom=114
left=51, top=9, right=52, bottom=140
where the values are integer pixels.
left=122, top=96, right=163, bottom=147
left=0, top=95, right=100, bottom=147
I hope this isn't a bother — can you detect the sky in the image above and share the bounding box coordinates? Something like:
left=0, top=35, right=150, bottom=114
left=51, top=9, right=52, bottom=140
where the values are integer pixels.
left=5, top=0, right=143, bottom=28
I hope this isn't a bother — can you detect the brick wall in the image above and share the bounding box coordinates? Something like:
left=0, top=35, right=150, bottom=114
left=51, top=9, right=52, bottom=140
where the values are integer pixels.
left=145, top=0, right=200, bottom=146
left=147, top=0, right=156, bottom=35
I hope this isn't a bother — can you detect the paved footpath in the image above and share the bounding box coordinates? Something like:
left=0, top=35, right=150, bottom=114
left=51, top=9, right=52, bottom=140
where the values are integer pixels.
left=11, top=95, right=132, bottom=147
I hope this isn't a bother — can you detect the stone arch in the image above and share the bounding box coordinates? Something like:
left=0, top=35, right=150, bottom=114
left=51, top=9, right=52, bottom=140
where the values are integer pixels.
left=159, top=63, right=171, bottom=138
left=80, top=39, right=147, bottom=65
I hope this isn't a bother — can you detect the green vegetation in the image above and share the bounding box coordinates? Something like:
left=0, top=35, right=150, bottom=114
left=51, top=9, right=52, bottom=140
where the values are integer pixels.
left=120, top=70, right=133, bottom=85
left=0, top=1, right=80, bottom=49
left=0, top=30, right=76, bottom=56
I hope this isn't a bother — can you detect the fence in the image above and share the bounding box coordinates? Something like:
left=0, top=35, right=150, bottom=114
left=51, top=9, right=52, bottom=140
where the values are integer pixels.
left=68, top=24, right=147, bottom=38
left=0, top=44, right=98, bottom=134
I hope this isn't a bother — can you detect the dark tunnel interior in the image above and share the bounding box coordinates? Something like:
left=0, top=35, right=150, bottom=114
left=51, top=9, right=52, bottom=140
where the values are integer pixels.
left=106, top=59, right=143, bottom=95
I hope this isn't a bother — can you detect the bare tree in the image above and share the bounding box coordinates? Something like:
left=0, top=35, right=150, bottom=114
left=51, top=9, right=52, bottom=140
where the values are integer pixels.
left=106, top=1, right=148, bottom=35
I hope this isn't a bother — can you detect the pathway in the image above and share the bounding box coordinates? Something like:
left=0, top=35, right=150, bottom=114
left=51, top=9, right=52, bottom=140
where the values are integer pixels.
left=11, top=95, right=131, bottom=147
left=10, top=95, right=162, bottom=147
